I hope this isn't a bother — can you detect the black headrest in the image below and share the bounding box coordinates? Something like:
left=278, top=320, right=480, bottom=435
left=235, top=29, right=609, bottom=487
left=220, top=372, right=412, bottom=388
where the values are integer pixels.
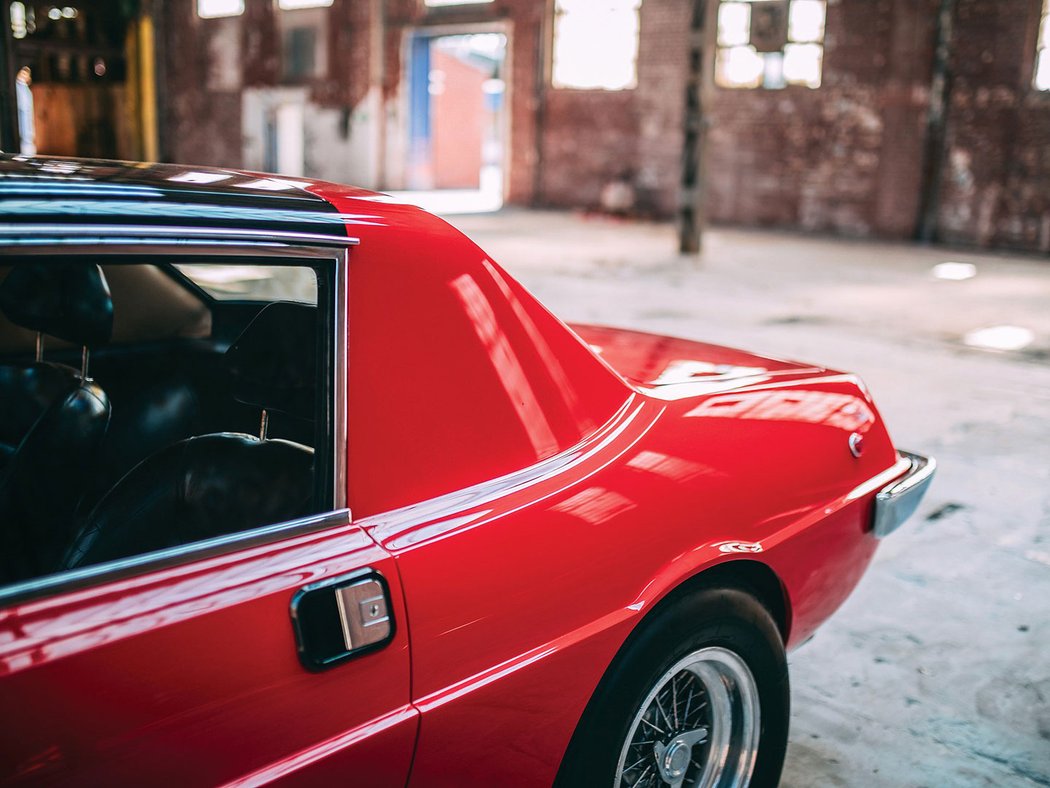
left=226, top=302, right=317, bottom=420
left=0, top=263, right=113, bottom=348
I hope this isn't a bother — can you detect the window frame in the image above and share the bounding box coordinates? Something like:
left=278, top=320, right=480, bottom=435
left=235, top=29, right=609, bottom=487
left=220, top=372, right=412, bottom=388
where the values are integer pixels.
left=0, top=227, right=355, bottom=606
left=550, top=0, right=643, bottom=91
left=714, top=0, right=827, bottom=91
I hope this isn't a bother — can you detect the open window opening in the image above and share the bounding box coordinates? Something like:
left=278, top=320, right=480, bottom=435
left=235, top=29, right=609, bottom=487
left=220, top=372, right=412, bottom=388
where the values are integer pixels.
left=0, top=256, right=336, bottom=589
left=551, top=0, right=642, bottom=91
left=396, top=30, right=507, bottom=215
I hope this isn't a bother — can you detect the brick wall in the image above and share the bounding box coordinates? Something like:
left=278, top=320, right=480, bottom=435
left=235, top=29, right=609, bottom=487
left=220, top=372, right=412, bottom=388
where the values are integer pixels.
left=431, top=49, right=486, bottom=189
left=159, top=0, right=1050, bottom=253
left=938, top=0, right=1050, bottom=252
left=706, top=0, right=937, bottom=238
left=160, top=0, right=375, bottom=174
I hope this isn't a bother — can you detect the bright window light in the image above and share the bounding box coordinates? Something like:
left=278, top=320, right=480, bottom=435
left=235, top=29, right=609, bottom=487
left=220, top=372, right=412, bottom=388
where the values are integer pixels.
left=788, top=0, right=826, bottom=43
left=717, top=2, right=751, bottom=47
left=10, top=2, right=26, bottom=38
left=552, top=0, right=642, bottom=90
left=1035, top=0, right=1050, bottom=90
left=278, top=0, right=333, bottom=9
left=1036, top=50, right=1050, bottom=91
left=715, top=45, right=764, bottom=89
left=716, top=0, right=824, bottom=90
left=783, top=42, right=822, bottom=88
left=197, top=0, right=243, bottom=19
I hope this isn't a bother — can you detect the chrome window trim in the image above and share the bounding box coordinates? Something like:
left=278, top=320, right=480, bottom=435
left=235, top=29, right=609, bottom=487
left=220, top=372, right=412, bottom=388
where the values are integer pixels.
left=0, top=224, right=360, bottom=248
left=0, top=231, right=352, bottom=605
left=0, top=509, right=351, bottom=607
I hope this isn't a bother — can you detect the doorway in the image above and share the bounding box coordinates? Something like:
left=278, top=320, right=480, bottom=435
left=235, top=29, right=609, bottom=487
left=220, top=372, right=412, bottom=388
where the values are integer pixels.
left=400, top=28, right=508, bottom=214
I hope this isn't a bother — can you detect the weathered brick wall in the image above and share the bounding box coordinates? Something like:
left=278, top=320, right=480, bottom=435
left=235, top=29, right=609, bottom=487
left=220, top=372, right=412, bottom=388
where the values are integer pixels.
left=534, top=0, right=939, bottom=234
left=160, top=0, right=374, bottom=172
left=158, top=0, right=1050, bottom=252
left=704, top=0, right=938, bottom=238
left=938, top=0, right=1050, bottom=252
left=160, top=3, right=245, bottom=168
left=536, top=0, right=691, bottom=215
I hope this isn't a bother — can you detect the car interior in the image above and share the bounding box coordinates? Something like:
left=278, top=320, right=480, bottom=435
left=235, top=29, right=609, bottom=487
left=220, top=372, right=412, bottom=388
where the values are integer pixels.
left=0, top=258, right=331, bottom=588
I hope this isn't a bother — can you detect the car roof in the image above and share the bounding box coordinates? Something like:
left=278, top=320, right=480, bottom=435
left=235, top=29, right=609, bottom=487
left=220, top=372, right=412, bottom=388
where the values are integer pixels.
left=0, top=155, right=391, bottom=240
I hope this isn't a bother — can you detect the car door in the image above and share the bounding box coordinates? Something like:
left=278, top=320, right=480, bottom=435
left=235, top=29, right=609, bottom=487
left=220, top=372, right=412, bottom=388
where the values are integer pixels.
left=0, top=239, right=417, bottom=786
left=0, top=513, right=416, bottom=786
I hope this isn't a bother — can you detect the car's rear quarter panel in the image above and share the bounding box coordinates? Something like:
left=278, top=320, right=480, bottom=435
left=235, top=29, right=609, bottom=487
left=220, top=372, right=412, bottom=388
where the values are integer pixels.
left=361, top=378, right=894, bottom=785
left=311, top=187, right=901, bottom=785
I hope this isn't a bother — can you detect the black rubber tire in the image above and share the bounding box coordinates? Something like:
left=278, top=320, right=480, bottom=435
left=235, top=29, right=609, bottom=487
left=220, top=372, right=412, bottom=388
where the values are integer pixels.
left=554, top=585, right=790, bottom=788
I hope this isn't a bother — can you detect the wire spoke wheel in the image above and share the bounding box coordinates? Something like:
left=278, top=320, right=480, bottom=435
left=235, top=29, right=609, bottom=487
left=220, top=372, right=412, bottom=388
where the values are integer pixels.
left=614, top=647, right=760, bottom=788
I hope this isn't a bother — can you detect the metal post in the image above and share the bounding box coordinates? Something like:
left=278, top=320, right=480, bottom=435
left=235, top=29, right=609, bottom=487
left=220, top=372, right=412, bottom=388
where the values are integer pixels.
left=916, top=0, right=958, bottom=243
left=678, top=0, right=715, bottom=255
left=0, top=4, right=20, bottom=152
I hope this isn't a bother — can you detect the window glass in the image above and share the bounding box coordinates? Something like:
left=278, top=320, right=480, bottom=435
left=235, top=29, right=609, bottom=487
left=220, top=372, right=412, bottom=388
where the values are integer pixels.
left=552, top=0, right=642, bottom=90
left=175, top=263, right=318, bottom=303
left=279, top=0, right=333, bottom=8
left=0, top=258, right=330, bottom=589
left=197, top=0, right=244, bottom=19
left=715, top=0, right=825, bottom=90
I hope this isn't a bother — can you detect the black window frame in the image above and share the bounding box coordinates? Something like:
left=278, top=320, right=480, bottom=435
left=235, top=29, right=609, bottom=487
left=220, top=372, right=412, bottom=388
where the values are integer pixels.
left=0, top=228, right=355, bottom=606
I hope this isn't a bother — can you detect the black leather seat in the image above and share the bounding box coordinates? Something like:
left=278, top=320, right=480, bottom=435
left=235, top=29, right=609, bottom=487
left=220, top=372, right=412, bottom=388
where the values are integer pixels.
left=65, top=302, right=317, bottom=570
left=0, top=263, right=113, bottom=583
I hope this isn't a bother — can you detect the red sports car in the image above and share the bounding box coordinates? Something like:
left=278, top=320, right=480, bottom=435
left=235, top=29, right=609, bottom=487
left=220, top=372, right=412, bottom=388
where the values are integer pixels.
left=0, top=157, right=933, bottom=787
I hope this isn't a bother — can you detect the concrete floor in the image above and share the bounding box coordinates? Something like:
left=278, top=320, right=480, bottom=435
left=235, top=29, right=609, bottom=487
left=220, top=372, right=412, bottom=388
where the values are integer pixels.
left=441, top=209, right=1050, bottom=787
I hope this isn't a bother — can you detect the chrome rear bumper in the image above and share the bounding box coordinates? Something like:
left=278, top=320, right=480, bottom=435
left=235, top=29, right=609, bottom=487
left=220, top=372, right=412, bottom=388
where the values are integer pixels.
left=872, top=451, right=936, bottom=538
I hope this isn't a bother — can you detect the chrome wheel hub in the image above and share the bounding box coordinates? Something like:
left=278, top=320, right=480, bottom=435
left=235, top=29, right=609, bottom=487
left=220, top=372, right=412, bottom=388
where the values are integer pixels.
left=657, top=735, right=701, bottom=781
left=614, top=647, right=760, bottom=788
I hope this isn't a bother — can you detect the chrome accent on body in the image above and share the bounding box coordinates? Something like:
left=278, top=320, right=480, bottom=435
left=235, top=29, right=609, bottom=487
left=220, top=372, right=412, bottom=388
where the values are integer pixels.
left=872, top=451, right=936, bottom=538
left=332, top=248, right=349, bottom=515
left=848, top=432, right=864, bottom=458
left=614, top=646, right=760, bottom=788
left=845, top=454, right=912, bottom=501
left=334, top=578, right=391, bottom=651
left=0, top=509, right=352, bottom=607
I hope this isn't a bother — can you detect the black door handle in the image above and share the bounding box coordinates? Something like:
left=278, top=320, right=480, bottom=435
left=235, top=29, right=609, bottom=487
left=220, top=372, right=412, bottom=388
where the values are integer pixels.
left=291, top=570, right=394, bottom=671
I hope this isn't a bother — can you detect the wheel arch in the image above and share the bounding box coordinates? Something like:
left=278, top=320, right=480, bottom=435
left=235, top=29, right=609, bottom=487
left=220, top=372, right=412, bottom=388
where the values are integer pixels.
left=554, top=559, right=792, bottom=787
left=668, top=559, right=792, bottom=645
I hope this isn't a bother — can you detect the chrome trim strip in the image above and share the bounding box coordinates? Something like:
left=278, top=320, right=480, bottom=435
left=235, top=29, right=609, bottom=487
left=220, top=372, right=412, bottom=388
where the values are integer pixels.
left=0, top=224, right=360, bottom=248
left=0, top=509, right=351, bottom=607
left=845, top=455, right=912, bottom=501
left=332, top=248, right=349, bottom=511
left=872, top=451, right=936, bottom=538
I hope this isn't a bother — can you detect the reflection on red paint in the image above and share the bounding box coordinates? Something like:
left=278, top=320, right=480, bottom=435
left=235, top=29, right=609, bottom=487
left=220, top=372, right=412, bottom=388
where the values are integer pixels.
left=626, top=450, right=709, bottom=483
left=481, top=259, right=595, bottom=434
left=550, top=487, right=636, bottom=525
left=650, top=360, right=767, bottom=386
left=685, top=389, right=874, bottom=431
left=450, top=274, right=559, bottom=458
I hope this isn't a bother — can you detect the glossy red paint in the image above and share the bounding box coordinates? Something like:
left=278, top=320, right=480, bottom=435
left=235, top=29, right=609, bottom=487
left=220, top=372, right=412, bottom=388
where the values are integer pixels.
left=314, top=183, right=904, bottom=785
left=0, top=519, right=417, bottom=785
left=0, top=162, right=917, bottom=787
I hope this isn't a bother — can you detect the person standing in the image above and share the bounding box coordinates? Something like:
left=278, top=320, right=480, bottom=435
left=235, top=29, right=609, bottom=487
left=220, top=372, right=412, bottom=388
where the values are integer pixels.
left=15, top=66, right=36, bottom=156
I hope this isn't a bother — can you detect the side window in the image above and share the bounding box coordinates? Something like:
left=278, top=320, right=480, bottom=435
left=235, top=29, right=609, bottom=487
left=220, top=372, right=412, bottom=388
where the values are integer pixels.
left=0, top=257, right=334, bottom=588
